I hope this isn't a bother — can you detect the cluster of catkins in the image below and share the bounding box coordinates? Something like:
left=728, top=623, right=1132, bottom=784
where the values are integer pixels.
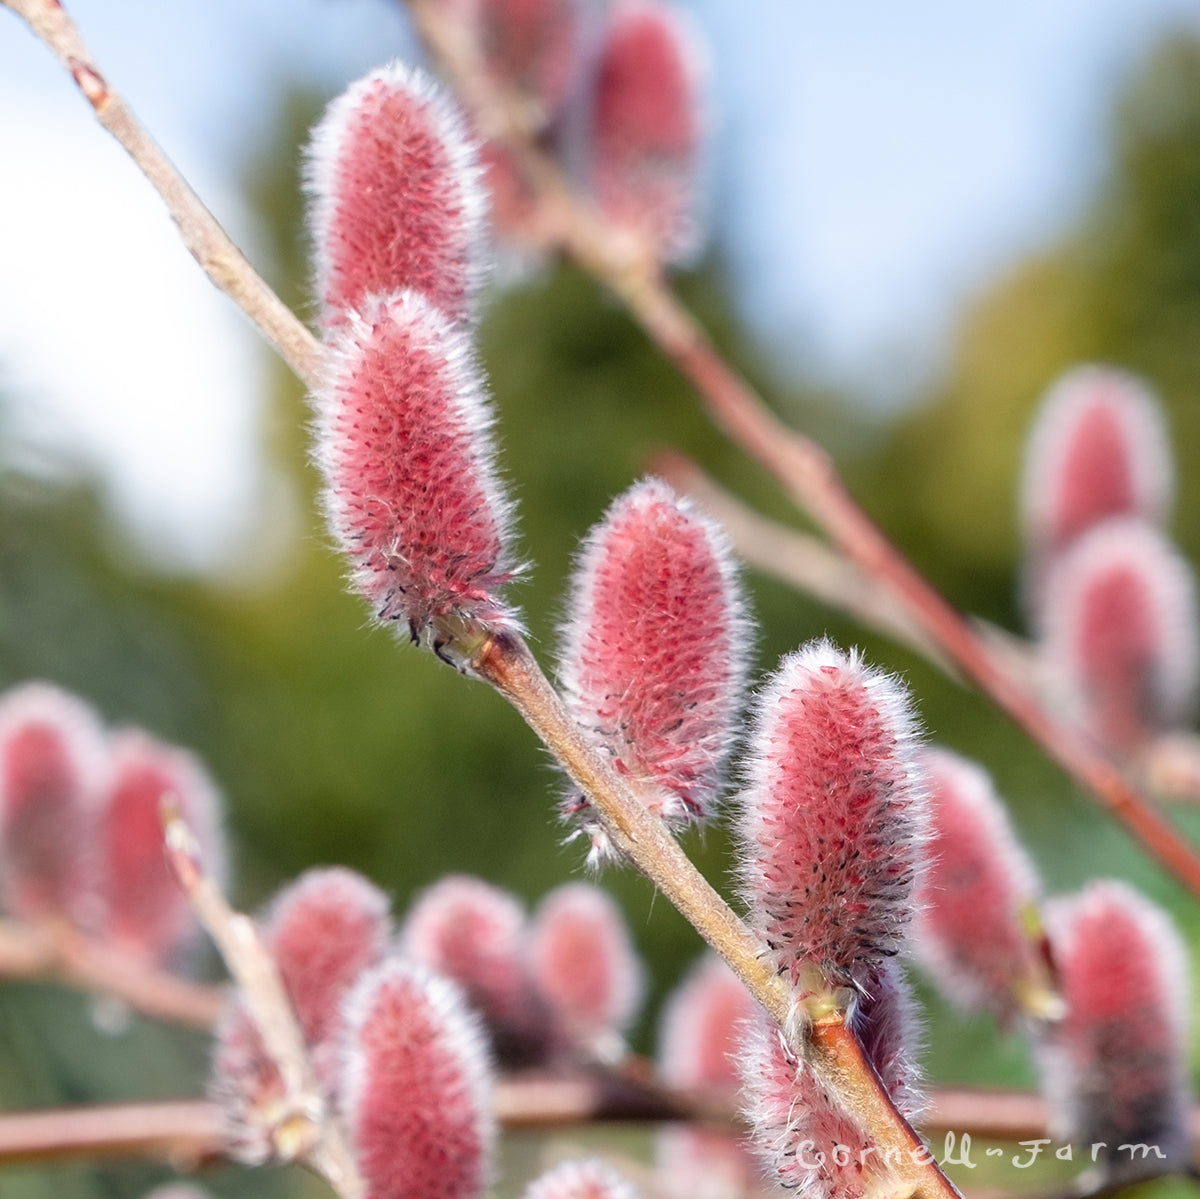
left=209, top=865, right=649, bottom=1199
left=1021, top=366, right=1198, bottom=761
left=444, top=0, right=705, bottom=264
left=0, top=681, right=223, bottom=967
left=890, top=366, right=1200, bottom=1185
left=912, top=745, right=1193, bottom=1184
left=305, top=0, right=702, bottom=657
left=301, top=23, right=935, bottom=1199
left=268, top=11, right=1198, bottom=1199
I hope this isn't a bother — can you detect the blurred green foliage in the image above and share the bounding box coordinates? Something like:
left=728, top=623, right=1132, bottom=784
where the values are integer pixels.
left=3, top=26, right=1200, bottom=1199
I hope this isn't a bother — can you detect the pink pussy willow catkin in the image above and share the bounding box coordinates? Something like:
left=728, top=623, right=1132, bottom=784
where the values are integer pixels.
left=99, top=728, right=225, bottom=965
left=1037, top=880, right=1191, bottom=1181
left=400, top=873, right=548, bottom=1066
left=737, top=639, right=927, bottom=992
left=1040, top=516, right=1197, bottom=753
left=306, top=62, right=488, bottom=328
left=315, top=290, right=522, bottom=654
left=911, top=746, right=1042, bottom=1018
left=340, top=960, right=495, bottom=1199
left=558, top=478, right=747, bottom=853
left=0, top=681, right=106, bottom=925
left=587, top=1, right=704, bottom=263
left=210, top=868, right=392, bottom=1164
left=1022, top=365, right=1171, bottom=564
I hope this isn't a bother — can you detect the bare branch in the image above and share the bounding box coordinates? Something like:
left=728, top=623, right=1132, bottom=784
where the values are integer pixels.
left=0, top=918, right=222, bottom=1030
left=7, top=1084, right=1200, bottom=1165
left=0, top=1100, right=222, bottom=1169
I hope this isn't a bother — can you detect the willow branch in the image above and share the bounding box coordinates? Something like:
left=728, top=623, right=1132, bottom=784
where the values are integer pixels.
left=471, top=629, right=960, bottom=1199
left=5, top=1085, right=1200, bottom=1166
left=0, top=917, right=222, bottom=1029
left=0, top=0, right=322, bottom=391
left=0, top=1100, right=222, bottom=1168
left=162, top=807, right=363, bottom=1199
left=609, top=267, right=1200, bottom=901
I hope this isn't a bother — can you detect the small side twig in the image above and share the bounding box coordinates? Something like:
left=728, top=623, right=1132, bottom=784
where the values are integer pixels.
left=162, top=805, right=363, bottom=1199
left=0, top=917, right=222, bottom=1030
left=0, top=1100, right=222, bottom=1169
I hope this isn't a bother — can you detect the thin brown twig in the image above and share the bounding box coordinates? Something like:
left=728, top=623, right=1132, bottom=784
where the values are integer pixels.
left=0, top=0, right=322, bottom=392
left=652, top=449, right=958, bottom=675
left=401, top=0, right=1200, bottom=906
left=4, top=1084, right=1200, bottom=1167
left=0, top=917, right=222, bottom=1030
left=162, top=806, right=364, bottom=1199
left=0, top=1100, right=222, bottom=1168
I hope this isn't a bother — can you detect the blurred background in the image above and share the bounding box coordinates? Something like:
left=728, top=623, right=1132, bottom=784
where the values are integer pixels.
left=3, top=1, right=1200, bottom=1196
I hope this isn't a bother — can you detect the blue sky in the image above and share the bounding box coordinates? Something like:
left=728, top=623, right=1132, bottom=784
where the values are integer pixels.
left=1, top=0, right=1198, bottom=567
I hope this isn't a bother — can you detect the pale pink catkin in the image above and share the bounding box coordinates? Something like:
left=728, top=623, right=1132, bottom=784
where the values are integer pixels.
left=477, top=0, right=581, bottom=117
left=586, top=1, right=704, bottom=263
left=1039, top=516, right=1197, bottom=753
left=525, top=882, right=644, bottom=1060
left=263, top=867, right=393, bottom=1050
left=657, top=951, right=756, bottom=1092
left=0, top=681, right=107, bottom=926
left=97, top=729, right=225, bottom=965
left=306, top=63, right=488, bottom=327
left=1022, top=366, right=1171, bottom=563
left=737, top=640, right=927, bottom=990
left=655, top=953, right=761, bottom=1199
left=848, top=959, right=925, bottom=1124
left=740, top=1016, right=897, bottom=1199
left=911, top=747, right=1042, bottom=1016
left=315, top=290, right=522, bottom=651
left=209, top=998, right=286, bottom=1166
left=400, top=874, right=548, bottom=1065
left=558, top=478, right=748, bottom=853
left=339, top=959, right=495, bottom=1199
left=1037, top=880, right=1191, bottom=1180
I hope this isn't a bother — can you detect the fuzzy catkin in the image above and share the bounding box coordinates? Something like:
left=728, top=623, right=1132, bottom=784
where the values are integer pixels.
left=306, top=62, right=488, bottom=328
left=314, top=290, right=522, bottom=649
left=1040, top=516, right=1197, bottom=752
left=0, top=682, right=107, bottom=925
left=1037, top=880, right=1192, bottom=1181
left=400, top=874, right=548, bottom=1066
left=737, top=640, right=927, bottom=990
left=340, top=960, right=495, bottom=1199
left=558, top=478, right=748, bottom=855
left=587, top=1, right=704, bottom=262
left=526, top=882, right=644, bottom=1060
left=911, top=747, right=1041, bottom=1017
left=98, top=729, right=225, bottom=965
